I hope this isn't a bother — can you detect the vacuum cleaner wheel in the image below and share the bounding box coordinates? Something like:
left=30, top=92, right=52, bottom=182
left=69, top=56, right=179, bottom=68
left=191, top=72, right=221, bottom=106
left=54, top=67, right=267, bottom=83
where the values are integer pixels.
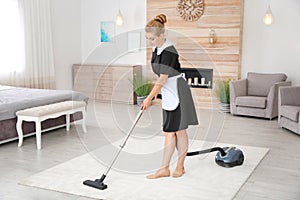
left=215, top=147, right=244, bottom=168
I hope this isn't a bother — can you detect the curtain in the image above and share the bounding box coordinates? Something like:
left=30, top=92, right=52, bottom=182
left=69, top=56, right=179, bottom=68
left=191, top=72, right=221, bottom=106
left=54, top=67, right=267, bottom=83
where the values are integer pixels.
left=20, top=0, right=56, bottom=89
left=0, top=0, right=25, bottom=82
left=0, top=0, right=56, bottom=89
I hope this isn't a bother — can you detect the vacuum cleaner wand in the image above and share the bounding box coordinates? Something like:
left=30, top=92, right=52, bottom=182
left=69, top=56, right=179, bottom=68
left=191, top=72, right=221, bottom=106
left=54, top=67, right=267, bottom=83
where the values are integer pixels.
left=83, top=109, right=144, bottom=190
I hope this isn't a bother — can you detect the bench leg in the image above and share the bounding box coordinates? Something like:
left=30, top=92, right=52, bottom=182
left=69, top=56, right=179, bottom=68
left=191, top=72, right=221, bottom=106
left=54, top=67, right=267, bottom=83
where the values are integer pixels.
left=66, top=114, right=70, bottom=131
left=35, top=120, right=42, bottom=150
left=16, top=118, right=23, bottom=147
left=81, top=108, right=87, bottom=133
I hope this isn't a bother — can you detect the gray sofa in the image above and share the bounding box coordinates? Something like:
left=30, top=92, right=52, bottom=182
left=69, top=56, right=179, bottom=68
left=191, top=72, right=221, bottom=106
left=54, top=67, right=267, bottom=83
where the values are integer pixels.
left=278, top=86, right=300, bottom=135
left=230, top=72, right=291, bottom=119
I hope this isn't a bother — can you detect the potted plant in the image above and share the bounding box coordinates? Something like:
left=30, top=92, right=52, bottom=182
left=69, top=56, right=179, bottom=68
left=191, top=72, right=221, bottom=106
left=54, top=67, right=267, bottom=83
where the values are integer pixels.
left=214, top=79, right=230, bottom=113
left=130, top=74, right=153, bottom=106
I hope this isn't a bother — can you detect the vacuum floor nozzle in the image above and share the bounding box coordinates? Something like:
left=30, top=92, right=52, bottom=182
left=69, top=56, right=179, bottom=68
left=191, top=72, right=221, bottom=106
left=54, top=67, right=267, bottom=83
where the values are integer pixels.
left=83, top=179, right=107, bottom=190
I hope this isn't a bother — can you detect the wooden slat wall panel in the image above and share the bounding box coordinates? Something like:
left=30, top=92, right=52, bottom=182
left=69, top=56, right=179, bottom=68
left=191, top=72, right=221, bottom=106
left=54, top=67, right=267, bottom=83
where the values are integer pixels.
left=147, top=0, right=243, bottom=109
left=204, top=0, right=241, bottom=6
left=204, top=6, right=241, bottom=15
left=167, top=28, right=241, bottom=37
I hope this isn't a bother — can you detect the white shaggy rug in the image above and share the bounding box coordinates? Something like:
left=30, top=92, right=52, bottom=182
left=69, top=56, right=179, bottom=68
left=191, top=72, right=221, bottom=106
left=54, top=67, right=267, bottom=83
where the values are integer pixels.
left=19, top=137, right=269, bottom=200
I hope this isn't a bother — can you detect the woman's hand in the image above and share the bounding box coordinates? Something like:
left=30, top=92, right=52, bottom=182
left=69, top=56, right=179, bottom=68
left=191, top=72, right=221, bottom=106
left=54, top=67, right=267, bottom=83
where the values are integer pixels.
left=141, top=75, right=167, bottom=111
left=142, top=97, right=152, bottom=111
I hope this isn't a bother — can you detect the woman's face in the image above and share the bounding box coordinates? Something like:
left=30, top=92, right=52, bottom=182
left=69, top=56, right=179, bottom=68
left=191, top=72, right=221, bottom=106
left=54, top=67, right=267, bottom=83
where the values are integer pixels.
left=145, top=32, right=161, bottom=48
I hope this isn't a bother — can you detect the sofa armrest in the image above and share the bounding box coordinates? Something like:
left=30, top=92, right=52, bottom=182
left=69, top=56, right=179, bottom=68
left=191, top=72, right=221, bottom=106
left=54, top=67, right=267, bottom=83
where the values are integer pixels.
left=230, top=79, right=247, bottom=97
left=266, top=81, right=291, bottom=119
left=230, top=79, right=247, bottom=114
left=298, top=114, right=300, bottom=133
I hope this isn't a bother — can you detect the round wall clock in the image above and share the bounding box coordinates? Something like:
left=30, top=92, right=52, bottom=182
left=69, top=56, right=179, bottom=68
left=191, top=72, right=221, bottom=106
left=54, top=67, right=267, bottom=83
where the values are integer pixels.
left=177, top=0, right=204, bottom=22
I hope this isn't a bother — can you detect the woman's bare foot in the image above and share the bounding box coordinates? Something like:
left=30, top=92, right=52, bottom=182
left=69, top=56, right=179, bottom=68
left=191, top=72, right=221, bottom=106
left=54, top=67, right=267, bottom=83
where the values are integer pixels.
left=146, top=168, right=170, bottom=179
left=172, top=167, right=185, bottom=178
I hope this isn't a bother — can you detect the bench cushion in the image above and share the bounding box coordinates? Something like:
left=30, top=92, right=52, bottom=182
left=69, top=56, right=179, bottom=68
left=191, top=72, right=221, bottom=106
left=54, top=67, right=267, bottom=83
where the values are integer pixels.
left=16, top=101, right=86, bottom=117
left=235, top=96, right=267, bottom=108
left=280, top=105, right=300, bottom=122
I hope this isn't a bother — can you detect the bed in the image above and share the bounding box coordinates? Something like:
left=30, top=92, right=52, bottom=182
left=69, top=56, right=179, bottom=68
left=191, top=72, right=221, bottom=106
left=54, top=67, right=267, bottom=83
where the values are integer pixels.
left=0, top=85, right=88, bottom=144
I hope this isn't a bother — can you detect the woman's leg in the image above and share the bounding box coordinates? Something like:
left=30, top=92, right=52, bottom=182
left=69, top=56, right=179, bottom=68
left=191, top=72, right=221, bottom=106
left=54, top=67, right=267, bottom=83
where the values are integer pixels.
left=146, top=132, right=176, bottom=179
left=173, top=129, right=188, bottom=177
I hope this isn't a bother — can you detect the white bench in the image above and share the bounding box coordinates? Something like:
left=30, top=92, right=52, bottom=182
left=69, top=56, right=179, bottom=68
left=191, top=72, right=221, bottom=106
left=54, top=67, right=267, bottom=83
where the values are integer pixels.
left=16, top=101, right=87, bottom=150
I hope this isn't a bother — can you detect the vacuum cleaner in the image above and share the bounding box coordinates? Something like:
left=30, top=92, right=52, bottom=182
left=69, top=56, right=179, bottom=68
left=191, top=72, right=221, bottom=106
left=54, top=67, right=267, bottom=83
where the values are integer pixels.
left=186, top=146, right=244, bottom=168
left=83, top=95, right=244, bottom=190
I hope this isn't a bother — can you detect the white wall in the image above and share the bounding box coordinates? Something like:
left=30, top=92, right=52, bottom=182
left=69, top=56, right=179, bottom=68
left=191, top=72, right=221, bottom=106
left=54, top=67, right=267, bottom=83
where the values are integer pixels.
left=51, top=0, right=300, bottom=89
left=242, top=0, right=300, bottom=85
left=51, top=0, right=81, bottom=90
left=81, top=0, right=146, bottom=65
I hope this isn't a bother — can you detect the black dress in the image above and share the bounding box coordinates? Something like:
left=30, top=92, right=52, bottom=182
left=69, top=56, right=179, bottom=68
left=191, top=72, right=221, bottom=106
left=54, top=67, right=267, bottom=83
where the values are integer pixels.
left=151, top=41, right=198, bottom=132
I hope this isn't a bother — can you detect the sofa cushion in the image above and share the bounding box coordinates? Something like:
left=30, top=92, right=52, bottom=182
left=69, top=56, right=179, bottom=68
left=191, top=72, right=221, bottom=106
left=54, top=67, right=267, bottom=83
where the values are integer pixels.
left=235, top=96, right=267, bottom=108
left=247, top=72, right=287, bottom=96
left=280, top=105, right=300, bottom=122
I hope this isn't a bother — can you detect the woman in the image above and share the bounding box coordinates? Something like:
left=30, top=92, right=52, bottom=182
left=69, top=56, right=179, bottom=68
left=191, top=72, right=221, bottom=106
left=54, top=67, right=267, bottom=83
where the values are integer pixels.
left=142, top=14, right=198, bottom=179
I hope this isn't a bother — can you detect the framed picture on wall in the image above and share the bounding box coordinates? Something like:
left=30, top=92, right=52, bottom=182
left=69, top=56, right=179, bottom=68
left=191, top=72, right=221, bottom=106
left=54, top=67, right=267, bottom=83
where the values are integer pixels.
left=100, top=21, right=115, bottom=42
left=127, top=32, right=141, bottom=52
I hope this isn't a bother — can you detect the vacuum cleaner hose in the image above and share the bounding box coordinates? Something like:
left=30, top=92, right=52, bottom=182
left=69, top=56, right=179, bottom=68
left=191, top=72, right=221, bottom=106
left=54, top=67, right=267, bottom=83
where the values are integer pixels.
left=187, top=147, right=226, bottom=157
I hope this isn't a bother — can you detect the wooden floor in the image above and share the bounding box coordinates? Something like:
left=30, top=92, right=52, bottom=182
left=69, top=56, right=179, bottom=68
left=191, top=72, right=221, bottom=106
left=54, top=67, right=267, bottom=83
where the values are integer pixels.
left=0, top=102, right=299, bottom=200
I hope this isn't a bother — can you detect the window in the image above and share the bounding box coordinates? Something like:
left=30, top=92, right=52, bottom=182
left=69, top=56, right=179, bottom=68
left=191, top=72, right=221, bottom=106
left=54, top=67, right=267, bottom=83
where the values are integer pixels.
left=0, top=0, right=25, bottom=74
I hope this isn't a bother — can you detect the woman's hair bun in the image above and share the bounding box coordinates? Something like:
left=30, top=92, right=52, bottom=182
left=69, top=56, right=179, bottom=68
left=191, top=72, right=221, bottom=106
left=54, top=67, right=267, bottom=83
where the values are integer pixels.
left=154, top=14, right=167, bottom=24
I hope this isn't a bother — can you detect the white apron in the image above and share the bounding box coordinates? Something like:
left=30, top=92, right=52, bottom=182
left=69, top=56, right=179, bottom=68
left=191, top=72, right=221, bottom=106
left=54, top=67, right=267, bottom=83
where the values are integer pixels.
left=161, top=73, right=185, bottom=111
